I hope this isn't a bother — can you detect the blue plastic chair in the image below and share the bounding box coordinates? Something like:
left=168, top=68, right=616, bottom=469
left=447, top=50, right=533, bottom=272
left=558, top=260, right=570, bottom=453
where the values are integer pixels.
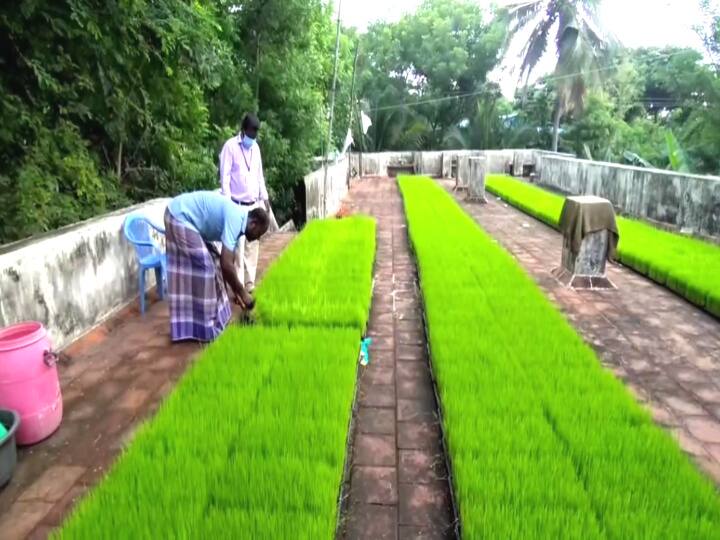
left=123, top=214, right=167, bottom=315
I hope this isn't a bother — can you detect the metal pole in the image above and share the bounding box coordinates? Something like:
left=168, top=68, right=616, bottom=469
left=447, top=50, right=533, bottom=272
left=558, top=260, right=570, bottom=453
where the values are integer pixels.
left=323, top=0, right=342, bottom=217
left=347, top=42, right=359, bottom=127
left=346, top=42, right=360, bottom=186
left=357, top=96, right=364, bottom=177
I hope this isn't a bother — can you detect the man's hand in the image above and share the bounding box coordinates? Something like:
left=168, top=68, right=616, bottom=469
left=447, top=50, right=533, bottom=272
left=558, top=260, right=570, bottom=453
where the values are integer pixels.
left=235, top=289, right=255, bottom=310
left=220, top=244, right=255, bottom=310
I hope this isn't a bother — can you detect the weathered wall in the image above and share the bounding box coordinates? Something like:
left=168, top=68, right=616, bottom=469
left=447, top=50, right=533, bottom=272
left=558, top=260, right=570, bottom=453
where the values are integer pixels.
left=480, top=149, right=572, bottom=177
left=413, top=151, right=444, bottom=177
left=485, top=150, right=516, bottom=174
left=0, top=199, right=169, bottom=350
left=349, top=152, right=414, bottom=177
left=442, top=150, right=482, bottom=183
left=514, top=150, right=537, bottom=174
left=348, top=149, right=572, bottom=179
left=530, top=150, right=575, bottom=178
left=447, top=149, right=558, bottom=188
left=452, top=150, right=518, bottom=188
left=468, top=157, right=487, bottom=201
left=348, top=150, right=528, bottom=179
left=340, top=149, right=720, bottom=238
left=456, top=153, right=483, bottom=189
left=304, top=156, right=349, bottom=220
left=538, top=155, right=720, bottom=237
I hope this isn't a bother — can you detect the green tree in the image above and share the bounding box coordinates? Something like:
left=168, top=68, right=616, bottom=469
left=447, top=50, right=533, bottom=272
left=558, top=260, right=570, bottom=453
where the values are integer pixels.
left=393, top=0, right=506, bottom=148
left=508, top=80, right=556, bottom=149
left=444, top=83, right=513, bottom=149
left=629, top=46, right=720, bottom=173
left=357, top=90, right=431, bottom=151
left=356, top=0, right=505, bottom=151
left=0, top=1, right=230, bottom=241
left=222, top=0, right=353, bottom=222
left=604, top=54, right=644, bottom=120
left=0, top=0, right=351, bottom=241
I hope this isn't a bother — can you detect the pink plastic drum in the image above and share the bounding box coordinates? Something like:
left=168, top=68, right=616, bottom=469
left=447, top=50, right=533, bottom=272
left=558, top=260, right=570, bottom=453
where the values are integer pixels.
left=0, top=322, right=63, bottom=445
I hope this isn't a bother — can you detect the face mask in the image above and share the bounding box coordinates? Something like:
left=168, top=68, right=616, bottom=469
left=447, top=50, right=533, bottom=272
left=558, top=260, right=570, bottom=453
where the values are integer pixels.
left=241, top=135, right=255, bottom=150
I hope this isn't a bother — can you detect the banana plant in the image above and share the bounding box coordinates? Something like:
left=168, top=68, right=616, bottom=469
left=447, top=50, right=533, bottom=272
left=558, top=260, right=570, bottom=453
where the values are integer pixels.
left=665, top=129, right=690, bottom=172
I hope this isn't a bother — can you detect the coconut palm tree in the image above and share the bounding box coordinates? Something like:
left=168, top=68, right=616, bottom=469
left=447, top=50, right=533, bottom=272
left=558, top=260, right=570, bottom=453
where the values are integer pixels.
left=505, top=0, right=612, bottom=151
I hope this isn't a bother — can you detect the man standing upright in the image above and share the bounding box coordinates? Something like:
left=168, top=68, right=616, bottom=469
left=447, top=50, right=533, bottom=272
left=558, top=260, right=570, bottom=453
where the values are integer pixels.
left=219, top=113, right=269, bottom=292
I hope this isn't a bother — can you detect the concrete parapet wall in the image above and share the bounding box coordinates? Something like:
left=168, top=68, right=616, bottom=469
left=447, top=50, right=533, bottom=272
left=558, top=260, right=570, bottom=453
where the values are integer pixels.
left=484, top=150, right=516, bottom=174
left=349, top=152, right=414, bottom=177
left=456, top=153, right=483, bottom=189
left=451, top=150, right=520, bottom=188
left=304, top=156, right=349, bottom=221
left=413, top=151, right=443, bottom=177
left=350, top=150, right=477, bottom=179
left=0, top=199, right=169, bottom=350
left=339, top=150, right=720, bottom=238
left=350, top=149, right=571, bottom=179
left=538, top=155, right=720, bottom=237
left=468, top=157, right=488, bottom=202
left=443, top=150, right=482, bottom=185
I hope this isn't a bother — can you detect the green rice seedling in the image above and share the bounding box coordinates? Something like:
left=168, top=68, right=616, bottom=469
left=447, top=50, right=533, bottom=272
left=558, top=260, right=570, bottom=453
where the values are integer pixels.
left=58, top=216, right=376, bottom=538
left=400, top=176, right=720, bottom=539
left=708, top=289, right=720, bottom=318
left=486, top=174, right=564, bottom=227
left=486, top=174, right=720, bottom=317
left=57, top=325, right=363, bottom=539
left=254, top=216, right=376, bottom=329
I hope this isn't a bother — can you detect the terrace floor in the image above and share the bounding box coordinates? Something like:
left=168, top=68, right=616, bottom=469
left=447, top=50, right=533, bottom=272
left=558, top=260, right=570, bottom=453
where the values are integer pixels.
left=443, top=180, right=720, bottom=484
left=340, top=177, right=455, bottom=539
left=0, top=232, right=295, bottom=539
left=3, top=175, right=719, bottom=539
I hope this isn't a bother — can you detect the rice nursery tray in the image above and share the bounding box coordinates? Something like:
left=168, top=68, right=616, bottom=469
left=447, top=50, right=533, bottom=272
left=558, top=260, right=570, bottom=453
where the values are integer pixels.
left=485, top=175, right=720, bottom=318
left=254, top=216, right=376, bottom=329
left=57, top=216, right=377, bottom=538
left=57, top=326, right=362, bottom=539
left=399, top=175, right=720, bottom=539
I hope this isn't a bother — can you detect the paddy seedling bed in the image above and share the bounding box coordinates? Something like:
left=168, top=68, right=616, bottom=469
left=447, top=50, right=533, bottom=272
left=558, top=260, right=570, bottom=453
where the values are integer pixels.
left=485, top=175, right=720, bottom=318
left=254, top=216, right=376, bottom=329
left=57, top=216, right=376, bottom=538
left=57, top=326, right=362, bottom=538
left=399, top=176, right=720, bottom=539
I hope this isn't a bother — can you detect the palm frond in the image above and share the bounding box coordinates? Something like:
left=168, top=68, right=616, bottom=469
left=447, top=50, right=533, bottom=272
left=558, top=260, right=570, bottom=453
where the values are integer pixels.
left=507, top=123, right=543, bottom=147
left=506, top=1, right=545, bottom=34
left=444, top=126, right=469, bottom=149
left=401, top=118, right=431, bottom=150
left=577, top=1, right=609, bottom=44
left=518, top=14, right=556, bottom=79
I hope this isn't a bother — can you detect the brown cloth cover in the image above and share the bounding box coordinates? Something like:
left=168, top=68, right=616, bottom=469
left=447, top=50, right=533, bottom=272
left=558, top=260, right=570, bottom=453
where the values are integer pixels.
left=559, top=196, right=619, bottom=261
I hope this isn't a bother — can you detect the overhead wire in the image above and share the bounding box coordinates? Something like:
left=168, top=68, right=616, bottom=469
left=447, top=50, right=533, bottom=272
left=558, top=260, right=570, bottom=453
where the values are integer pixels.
left=366, top=48, right=703, bottom=113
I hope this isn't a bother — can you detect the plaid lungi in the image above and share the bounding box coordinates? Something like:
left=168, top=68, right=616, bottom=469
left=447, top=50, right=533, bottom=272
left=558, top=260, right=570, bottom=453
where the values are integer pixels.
left=164, top=209, right=232, bottom=342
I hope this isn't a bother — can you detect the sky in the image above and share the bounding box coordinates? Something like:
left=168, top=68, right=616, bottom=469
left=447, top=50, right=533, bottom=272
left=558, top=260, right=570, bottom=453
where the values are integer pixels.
left=339, top=0, right=706, bottom=50
left=337, top=0, right=709, bottom=97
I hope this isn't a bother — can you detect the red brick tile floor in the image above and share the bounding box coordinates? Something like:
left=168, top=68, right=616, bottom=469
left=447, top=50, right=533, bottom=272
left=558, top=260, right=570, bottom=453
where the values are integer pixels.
left=0, top=232, right=295, bottom=539
left=339, top=177, right=456, bottom=540
left=443, top=179, right=720, bottom=484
